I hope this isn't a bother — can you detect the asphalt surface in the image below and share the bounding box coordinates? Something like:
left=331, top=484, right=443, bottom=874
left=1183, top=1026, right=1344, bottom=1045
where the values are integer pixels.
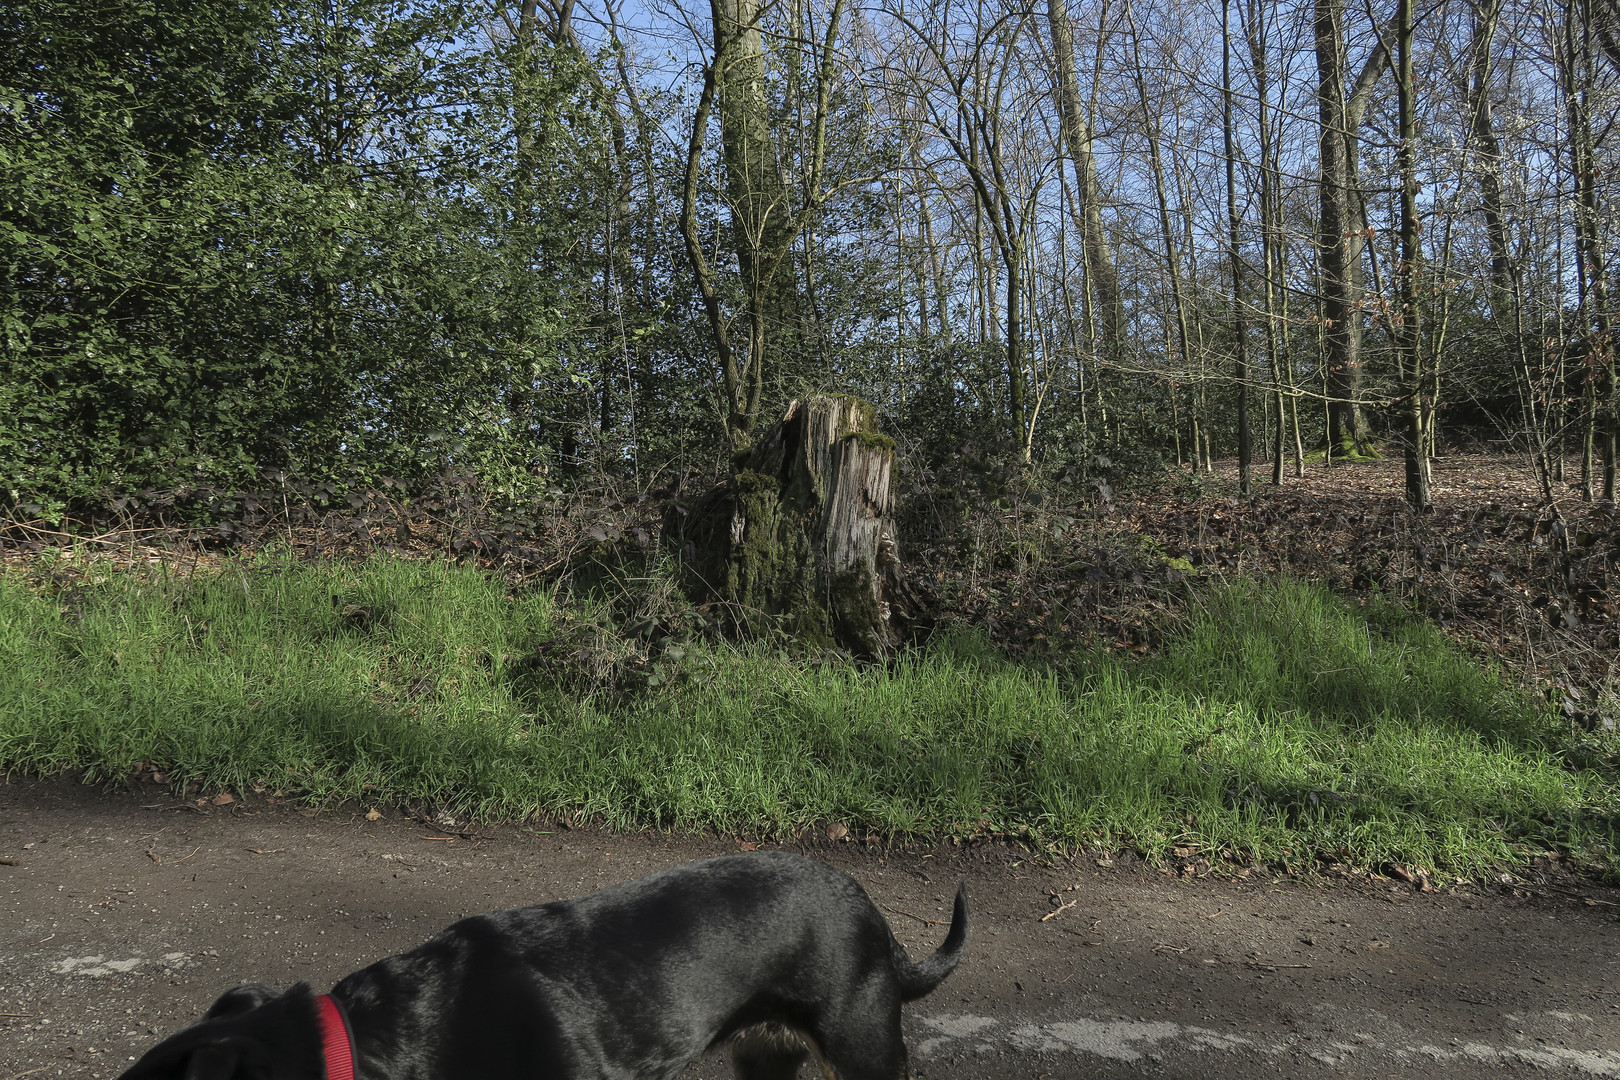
left=3, top=777, right=1619, bottom=1079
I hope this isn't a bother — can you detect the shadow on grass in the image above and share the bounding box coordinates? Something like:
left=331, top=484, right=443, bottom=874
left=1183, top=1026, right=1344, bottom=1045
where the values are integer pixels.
left=1151, top=580, right=1544, bottom=743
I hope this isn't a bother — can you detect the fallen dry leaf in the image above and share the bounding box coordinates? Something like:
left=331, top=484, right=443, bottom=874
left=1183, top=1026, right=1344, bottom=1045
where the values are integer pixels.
left=211, top=793, right=235, bottom=806
left=826, top=823, right=849, bottom=842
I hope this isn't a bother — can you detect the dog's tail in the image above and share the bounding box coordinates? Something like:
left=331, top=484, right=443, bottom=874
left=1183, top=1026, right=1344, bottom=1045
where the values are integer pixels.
left=895, top=882, right=969, bottom=1001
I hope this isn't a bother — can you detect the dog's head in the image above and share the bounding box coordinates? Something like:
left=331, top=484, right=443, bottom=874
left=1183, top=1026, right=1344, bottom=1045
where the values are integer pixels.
left=117, top=982, right=325, bottom=1080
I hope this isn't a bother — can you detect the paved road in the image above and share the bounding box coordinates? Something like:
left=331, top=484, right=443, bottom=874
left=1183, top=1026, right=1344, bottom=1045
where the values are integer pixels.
left=3, top=778, right=1618, bottom=1079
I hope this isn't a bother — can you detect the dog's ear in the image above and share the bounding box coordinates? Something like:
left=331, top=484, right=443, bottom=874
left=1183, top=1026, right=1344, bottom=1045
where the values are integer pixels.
left=120, top=1037, right=267, bottom=1080
left=202, top=985, right=279, bottom=1021
left=182, top=1043, right=241, bottom=1080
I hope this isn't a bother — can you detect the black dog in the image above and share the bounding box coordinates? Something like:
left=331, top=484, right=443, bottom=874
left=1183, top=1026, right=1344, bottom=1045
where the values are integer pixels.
left=118, top=851, right=968, bottom=1080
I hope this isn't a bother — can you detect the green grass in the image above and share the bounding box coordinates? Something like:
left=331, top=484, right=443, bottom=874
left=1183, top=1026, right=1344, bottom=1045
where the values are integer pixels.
left=2, top=552, right=1614, bottom=878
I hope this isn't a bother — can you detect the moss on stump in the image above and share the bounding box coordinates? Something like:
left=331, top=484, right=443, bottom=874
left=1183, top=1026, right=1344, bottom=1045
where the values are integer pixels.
left=667, top=396, right=925, bottom=656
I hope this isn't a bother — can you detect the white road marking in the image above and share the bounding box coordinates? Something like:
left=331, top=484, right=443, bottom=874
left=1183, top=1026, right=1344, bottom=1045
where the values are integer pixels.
left=50, top=952, right=193, bottom=978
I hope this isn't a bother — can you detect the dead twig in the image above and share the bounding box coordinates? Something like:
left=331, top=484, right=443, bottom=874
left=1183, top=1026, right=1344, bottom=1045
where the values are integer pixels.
left=883, top=906, right=948, bottom=927
left=1040, top=899, right=1079, bottom=922
left=1523, top=883, right=1620, bottom=907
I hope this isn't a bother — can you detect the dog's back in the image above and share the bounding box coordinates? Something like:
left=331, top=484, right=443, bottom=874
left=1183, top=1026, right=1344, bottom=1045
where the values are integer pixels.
left=347, top=851, right=968, bottom=1076
left=120, top=851, right=968, bottom=1080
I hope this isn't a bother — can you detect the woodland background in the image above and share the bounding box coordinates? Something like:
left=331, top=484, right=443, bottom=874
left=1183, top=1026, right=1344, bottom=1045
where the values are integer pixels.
left=7, top=0, right=1620, bottom=502
left=4, top=0, right=1620, bottom=695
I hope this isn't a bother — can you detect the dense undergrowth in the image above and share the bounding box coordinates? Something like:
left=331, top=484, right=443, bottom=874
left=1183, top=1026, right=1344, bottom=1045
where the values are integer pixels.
left=2, top=552, right=1615, bottom=880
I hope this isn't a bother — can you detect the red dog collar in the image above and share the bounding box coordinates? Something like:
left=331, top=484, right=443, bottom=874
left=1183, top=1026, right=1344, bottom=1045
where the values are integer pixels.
left=315, top=994, right=356, bottom=1080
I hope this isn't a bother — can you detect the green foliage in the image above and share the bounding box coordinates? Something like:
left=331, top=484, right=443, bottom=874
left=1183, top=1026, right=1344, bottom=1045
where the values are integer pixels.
left=848, top=431, right=896, bottom=453
left=889, top=342, right=1024, bottom=463
left=2, top=0, right=287, bottom=495
left=2, top=559, right=1610, bottom=877
left=1156, top=582, right=1528, bottom=736
left=0, top=0, right=1580, bottom=509
left=0, top=0, right=615, bottom=504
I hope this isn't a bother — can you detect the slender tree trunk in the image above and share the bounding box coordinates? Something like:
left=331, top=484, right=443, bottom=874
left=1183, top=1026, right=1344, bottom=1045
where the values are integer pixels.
left=1564, top=0, right=1616, bottom=501
left=900, top=12, right=1042, bottom=460
left=1395, top=0, right=1430, bottom=508
left=1126, top=0, right=1195, bottom=456
left=1468, top=0, right=1511, bottom=320
left=710, top=0, right=802, bottom=447
left=680, top=53, right=745, bottom=449
left=1048, top=0, right=1123, bottom=360
left=918, top=182, right=950, bottom=343
left=1315, top=0, right=1387, bottom=457
left=1246, top=0, right=1288, bottom=487
left=1224, top=0, right=1251, bottom=493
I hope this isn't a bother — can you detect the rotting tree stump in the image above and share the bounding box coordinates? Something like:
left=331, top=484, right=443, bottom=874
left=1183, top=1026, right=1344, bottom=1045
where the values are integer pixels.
left=667, top=395, right=926, bottom=656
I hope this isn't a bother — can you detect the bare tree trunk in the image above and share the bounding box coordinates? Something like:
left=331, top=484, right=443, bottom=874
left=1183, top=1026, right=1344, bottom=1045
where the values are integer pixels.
left=1048, top=0, right=1124, bottom=361
left=1466, top=0, right=1551, bottom=484
left=1468, top=0, right=1511, bottom=320
left=680, top=51, right=745, bottom=448
left=683, top=0, right=845, bottom=453
left=1315, top=0, right=1388, bottom=458
left=1246, top=0, right=1289, bottom=487
left=1563, top=0, right=1616, bottom=501
left=712, top=0, right=791, bottom=447
left=1395, top=0, right=1430, bottom=508
left=1223, top=0, right=1251, bottom=493
left=1126, top=0, right=1195, bottom=458
left=919, top=185, right=951, bottom=344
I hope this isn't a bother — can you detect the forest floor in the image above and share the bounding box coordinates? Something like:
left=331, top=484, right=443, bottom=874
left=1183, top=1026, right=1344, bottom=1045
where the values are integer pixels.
left=3, top=452, right=1610, bottom=708
left=4, top=776, right=1620, bottom=1080
left=918, top=453, right=1618, bottom=716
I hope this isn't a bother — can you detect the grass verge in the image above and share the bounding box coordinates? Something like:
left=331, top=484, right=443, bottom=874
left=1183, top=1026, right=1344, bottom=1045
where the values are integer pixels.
left=2, top=552, right=1614, bottom=879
